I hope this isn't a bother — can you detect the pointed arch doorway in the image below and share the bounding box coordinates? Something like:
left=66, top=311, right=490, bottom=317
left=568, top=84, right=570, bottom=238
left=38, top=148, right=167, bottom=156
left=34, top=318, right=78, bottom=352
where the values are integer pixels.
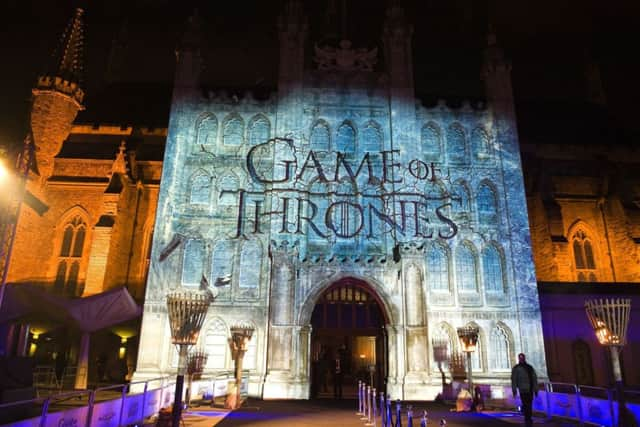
left=310, top=277, right=388, bottom=399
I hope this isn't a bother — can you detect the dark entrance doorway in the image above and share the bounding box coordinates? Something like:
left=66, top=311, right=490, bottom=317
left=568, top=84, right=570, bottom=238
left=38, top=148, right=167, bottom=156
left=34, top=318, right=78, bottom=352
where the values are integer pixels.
left=310, top=277, right=387, bottom=399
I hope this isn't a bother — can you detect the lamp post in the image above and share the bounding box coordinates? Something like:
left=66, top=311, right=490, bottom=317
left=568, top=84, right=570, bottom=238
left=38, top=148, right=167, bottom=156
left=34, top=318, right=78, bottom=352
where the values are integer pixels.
left=585, top=298, right=631, bottom=427
left=226, top=324, right=254, bottom=409
left=457, top=325, right=479, bottom=404
left=186, top=349, right=208, bottom=407
left=166, top=289, right=214, bottom=427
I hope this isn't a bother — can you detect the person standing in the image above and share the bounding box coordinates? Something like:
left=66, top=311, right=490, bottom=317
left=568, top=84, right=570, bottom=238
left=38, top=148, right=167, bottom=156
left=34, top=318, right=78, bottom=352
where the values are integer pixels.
left=333, top=355, right=343, bottom=399
left=511, top=353, right=538, bottom=427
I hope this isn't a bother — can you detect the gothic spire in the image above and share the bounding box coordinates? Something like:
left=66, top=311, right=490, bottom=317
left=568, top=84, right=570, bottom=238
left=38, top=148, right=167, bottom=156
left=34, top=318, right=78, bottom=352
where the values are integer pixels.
left=42, top=8, right=85, bottom=86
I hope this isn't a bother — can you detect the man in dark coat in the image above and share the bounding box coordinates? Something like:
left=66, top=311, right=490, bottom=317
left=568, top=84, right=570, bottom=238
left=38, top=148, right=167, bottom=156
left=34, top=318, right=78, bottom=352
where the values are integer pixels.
left=511, top=353, right=538, bottom=427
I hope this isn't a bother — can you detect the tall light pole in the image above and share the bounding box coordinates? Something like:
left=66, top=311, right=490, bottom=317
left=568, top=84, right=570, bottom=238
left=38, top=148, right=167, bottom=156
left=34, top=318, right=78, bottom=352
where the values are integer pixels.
left=0, top=137, right=34, bottom=313
left=166, top=289, right=214, bottom=427
left=585, top=298, right=631, bottom=427
left=457, top=325, right=479, bottom=406
left=226, top=324, right=254, bottom=409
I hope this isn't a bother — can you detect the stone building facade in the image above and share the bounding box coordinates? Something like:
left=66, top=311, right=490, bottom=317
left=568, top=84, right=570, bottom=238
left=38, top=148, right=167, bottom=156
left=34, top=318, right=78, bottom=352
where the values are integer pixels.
left=134, top=3, right=546, bottom=400
left=4, top=1, right=639, bottom=399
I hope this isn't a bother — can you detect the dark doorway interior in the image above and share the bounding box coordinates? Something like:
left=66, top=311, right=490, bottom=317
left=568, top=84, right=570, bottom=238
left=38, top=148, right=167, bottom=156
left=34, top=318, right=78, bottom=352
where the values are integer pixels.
left=310, top=278, right=387, bottom=399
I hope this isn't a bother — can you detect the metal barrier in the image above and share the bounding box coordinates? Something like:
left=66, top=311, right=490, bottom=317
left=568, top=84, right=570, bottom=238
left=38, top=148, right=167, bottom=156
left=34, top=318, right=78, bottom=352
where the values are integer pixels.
left=532, top=381, right=640, bottom=427
left=0, top=376, right=173, bottom=427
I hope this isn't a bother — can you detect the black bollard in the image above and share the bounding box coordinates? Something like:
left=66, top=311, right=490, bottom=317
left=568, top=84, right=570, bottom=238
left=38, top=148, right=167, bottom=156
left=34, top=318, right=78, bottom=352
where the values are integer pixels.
left=439, top=419, right=447, bottom=426
left=380, top=392, right=385, bottom=426
left=394, top=399, right=402, bottom=427
left=385, top=395, right=392, bottom=427
left=407, top=404, right=413, bottom=427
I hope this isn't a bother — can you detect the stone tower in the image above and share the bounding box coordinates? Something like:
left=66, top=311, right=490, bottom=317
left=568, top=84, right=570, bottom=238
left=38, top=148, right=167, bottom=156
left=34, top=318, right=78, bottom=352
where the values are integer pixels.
left=30, top=8, right=85, bottom=183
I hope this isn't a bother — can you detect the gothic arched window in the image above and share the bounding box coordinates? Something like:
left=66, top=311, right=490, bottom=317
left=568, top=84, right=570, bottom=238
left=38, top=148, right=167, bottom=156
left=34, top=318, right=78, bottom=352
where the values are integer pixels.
left=455, top=243, right=478, bottom=292
left=212, top=240, right=235, bottom=285
left=573, top=230, right=597, bottom=282
left=248, top=115, right=270, bottom=146
left=477, top=183, right=498, bottom=224
left=427, top=244, right=449, bottom=291
left=218, top=175, right=239, bottom=207
left=490, top=324, right=512, bottom=371
left=196, top=114, right=218, bottom=148
left=471, top=127, right=490, bottom=158
left=239, top=240, right=262, bottom=289
left=422, top=122, right=442, bottom=158
left=446, top=123, right=466, bottom=164
left=362, top=121, right=383, bottom=152
left=336, top=122, right=356, bottom=153
left=223, top=115, right=244, bottom=146
left=482, top=245, right=505, bottom=292
left=181, top=239, right=205, bottom=287
left=432, top=323, right=455, bottom=368
left=204, top=318, right=228, bottom=369
left=451, top=181, right=470, bottom=215
left=189, top=172, right=211, bottom=205
left=310, top=121, right=330, bottom=151
left=54, top=215, right=87, bottom=297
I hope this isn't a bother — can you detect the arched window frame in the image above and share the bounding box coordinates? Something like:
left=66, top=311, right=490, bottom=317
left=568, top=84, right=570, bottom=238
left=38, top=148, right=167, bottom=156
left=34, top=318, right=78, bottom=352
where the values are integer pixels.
left=446, top=122, right=467, bottom=164
left=431, top=322, right=457, bottom=372
left=181, top=239, right=206, bottom=287
left=217, top=173, right=240, bottom=208
left=489, top=323, right=513, bottom=371
left=571, top=228, right=599, bottom=282
left=476, top=182, right=499, bottom=225
left=188, top=170, right=212, bottom=206
left=422, top=122, right=442, bottom=159
left=336, top=121, right=356, bottom=153
left=238, top=239, right=262, bottom=290
left=248, top=114, right=271, bottom=146
left=455, top=242, right=479, bottom=293
left=482, top=243, right=506, bottom=293
left=451, top=180, right=471, bottom=217
left=222, top=114, right=245, bottom=146
left=202, top=317, right=229, bottom=370
left=310, top=120, right=330, bottom=151
left=361, top=120, right=383, bottom=152
left=53, top=211, right=89, bottom=297
left=471, top=126, right=491, bottom=159
left=195, top=113, right=218, bottom=149
left=427, top=243, right=450, bottom=292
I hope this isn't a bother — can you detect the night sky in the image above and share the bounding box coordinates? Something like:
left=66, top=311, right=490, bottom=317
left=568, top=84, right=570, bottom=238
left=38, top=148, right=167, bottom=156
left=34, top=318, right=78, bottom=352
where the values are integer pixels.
left=1, top=0, right=639, bottom=151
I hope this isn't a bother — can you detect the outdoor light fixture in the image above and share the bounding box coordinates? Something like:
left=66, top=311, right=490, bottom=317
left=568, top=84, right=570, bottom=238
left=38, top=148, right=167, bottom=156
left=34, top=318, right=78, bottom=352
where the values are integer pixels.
left=457, top=325, right=479, bottom=406
left=119, top=337, right=127, bottom=360
left=226, top=323, right=254, bottom=409
left=585, top=298, right=631, bottom=427
left=166, top=289, right=214, bottom=427
left=186, top=349, right=208, bottom=407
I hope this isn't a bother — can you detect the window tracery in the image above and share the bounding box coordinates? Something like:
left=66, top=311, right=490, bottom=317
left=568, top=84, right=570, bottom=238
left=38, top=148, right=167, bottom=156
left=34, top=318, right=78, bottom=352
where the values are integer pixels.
left=54, top=215, right=86, bottom=297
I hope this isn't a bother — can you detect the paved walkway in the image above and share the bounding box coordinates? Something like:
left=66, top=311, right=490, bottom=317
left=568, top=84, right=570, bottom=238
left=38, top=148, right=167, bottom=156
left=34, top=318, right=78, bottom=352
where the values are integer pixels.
left=176, top=399, right=578, bottom=427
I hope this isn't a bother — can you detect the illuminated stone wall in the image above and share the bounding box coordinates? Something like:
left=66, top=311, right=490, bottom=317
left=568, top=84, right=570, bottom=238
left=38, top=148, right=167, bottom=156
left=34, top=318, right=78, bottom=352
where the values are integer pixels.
left=135, top=3, right=547, bottom=400
left=525, top=143, right=640, bottom=284
left=8, top=124, right=162, bottom=301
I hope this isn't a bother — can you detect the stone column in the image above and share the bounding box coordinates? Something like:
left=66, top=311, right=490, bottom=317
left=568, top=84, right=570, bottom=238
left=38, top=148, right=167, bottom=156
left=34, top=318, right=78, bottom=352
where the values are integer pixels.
left=74, top=331, right=90, bottom=389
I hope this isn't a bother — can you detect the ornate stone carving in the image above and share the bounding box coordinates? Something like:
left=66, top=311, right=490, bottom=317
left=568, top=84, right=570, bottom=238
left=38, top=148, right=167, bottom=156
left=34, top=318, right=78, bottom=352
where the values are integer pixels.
left=314, top=40, right=378, bottom=71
